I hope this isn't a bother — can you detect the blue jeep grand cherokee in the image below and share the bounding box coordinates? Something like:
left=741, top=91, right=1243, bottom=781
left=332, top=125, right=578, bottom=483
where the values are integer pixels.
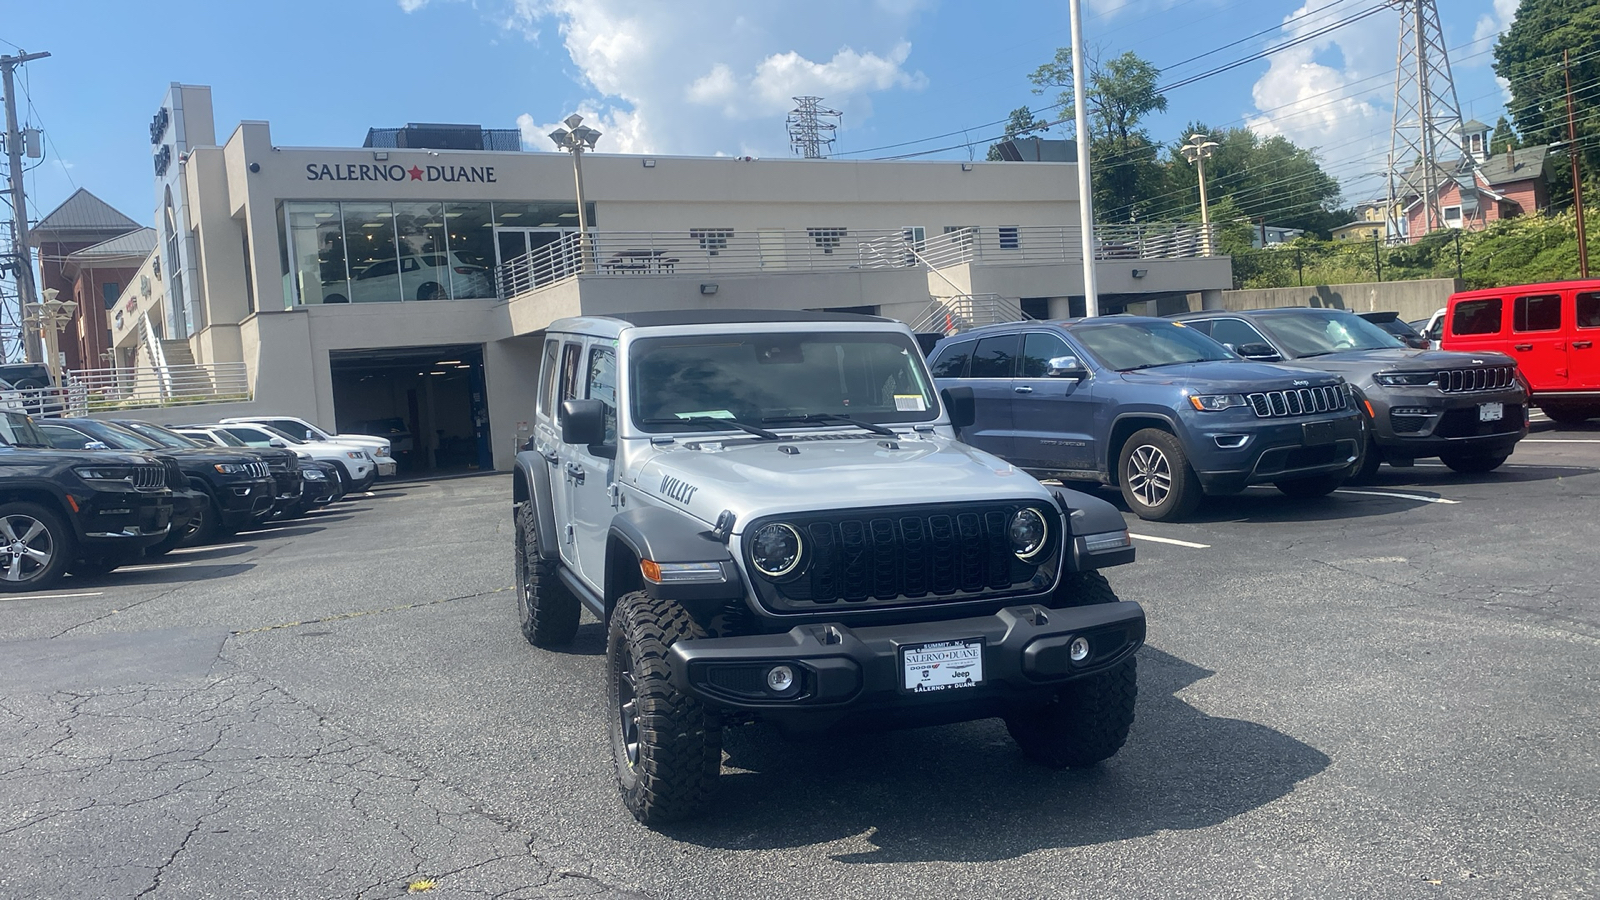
left=929, top=317, right=1364, bottom=521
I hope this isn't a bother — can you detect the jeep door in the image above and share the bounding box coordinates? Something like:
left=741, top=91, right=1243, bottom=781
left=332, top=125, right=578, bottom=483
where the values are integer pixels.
left=1573, top=290, right=1600, bottom=389
left=1009, top=330, right=1098, bottom=472
left=566, top=341, right=619, bottom=586
left=956, top=333, right=1020, bottom=458
left=537, top=338, right=584, bottom=569
left=1508, top=291, right=1568, bottom=391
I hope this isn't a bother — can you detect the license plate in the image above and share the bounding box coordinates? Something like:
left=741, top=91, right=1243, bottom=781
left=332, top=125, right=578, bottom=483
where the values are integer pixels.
left=1479, top=402, right=1504, bottom=422
left=1302, top=420, right=1336, bottom=445
left=901, top=639, right=985, bottom=693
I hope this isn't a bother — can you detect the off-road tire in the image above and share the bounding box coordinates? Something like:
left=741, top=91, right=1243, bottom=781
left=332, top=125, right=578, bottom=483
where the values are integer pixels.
left=1006, top=656, right=1138, bottom=769
left=514, top=501, right=580, bottom=647
left=1439, top=451, right=1510, bottom=474
left=1275, top=472, right=1345, bottom=498
left=607, top=590, right=722, bottom=826
left=1117, top=428, right=1202, bottom=522
left=1051, top=570, right=1119, bottom=608
left=0, top=501, right=74, bottom=592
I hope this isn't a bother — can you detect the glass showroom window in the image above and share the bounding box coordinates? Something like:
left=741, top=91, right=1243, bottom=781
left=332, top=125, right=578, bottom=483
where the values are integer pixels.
left=445, top=202, right=496, bottom=299
left=284, top=202, right=346, bottom=306
left=394, top=202, right=452, bottom=300
left=343, top=202, right=402, bottom=303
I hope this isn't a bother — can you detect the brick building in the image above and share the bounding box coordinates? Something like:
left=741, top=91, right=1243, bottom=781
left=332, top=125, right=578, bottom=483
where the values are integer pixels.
left=27, top=189, right=144, bottom=370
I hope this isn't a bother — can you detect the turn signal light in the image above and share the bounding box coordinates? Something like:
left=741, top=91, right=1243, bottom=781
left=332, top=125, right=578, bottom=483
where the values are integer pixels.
left=639, top=559, right=662, bottom=582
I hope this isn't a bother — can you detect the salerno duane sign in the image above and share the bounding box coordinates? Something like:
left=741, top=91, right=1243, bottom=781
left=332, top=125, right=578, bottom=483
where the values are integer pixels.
left=305, top=162, right=497, bottom=183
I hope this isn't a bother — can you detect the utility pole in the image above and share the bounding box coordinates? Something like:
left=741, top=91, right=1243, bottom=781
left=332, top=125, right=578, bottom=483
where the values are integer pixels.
left=2, top=50, right=49, bottom=364
left=786, top=97, right=841, bottom=159
left=1566, top=49, right=1589, bottom=278
left=1181, top=134, right=1220, bottom=257
left=1069, top=0, right=1098, bottom=317
left=1385, top=1, right=1467, bottom=243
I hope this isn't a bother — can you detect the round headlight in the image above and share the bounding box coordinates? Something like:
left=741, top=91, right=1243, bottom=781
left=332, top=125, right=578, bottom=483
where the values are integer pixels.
left=749, top=523, right=803, bottom=578
left=1008, top=508, right=1049, bottom=561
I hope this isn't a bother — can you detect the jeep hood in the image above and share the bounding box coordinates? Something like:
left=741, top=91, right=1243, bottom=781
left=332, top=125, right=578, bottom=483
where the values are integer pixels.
left=1117, top=360, right=1344, bottom=392
left=1282, top=347, right=1517, bottom=379
left=631, top=434, right=1050, bottom=531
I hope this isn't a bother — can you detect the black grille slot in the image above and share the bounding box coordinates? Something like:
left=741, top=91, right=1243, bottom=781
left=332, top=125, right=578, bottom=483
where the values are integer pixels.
left=1389, top=411, right=1432, bottom=434
left=160, top=459, right=186, bottom=490
left=131, top=465, right=167, bottom=492
left=1247, top=385, right=1346, bottom=418
left=1436, top=365, right=1516, bottom=393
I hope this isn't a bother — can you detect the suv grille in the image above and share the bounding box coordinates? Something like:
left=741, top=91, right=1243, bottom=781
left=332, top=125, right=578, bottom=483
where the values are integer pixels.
left=749, top=503, right=1057, bottom=612
left=132, top=465, right=168, bottom=492
left=243, top=461, right=270, bottom=479
left=160, top=459, right=186, bottom=490
left=1437, top=366, right=1516, bottom=393
left=1248, top=385, right=1347, bottom=418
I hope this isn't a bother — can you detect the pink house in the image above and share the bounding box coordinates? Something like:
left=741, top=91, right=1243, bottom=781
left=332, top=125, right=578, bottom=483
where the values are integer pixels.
left=1402, top=120, right=1553, bottom=241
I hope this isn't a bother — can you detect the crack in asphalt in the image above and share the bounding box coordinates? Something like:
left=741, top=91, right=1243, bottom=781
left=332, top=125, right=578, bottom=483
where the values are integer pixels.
left=232, top=586, right=514, bottom=635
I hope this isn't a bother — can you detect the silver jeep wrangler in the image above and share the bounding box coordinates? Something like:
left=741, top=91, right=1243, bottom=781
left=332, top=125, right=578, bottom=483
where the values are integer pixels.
left=512, top=309, right=1146, bottom=827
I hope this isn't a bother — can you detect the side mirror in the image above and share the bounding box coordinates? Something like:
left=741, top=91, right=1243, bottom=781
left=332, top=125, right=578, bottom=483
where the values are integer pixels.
left=305, top=430, right=318, bottom=441
left=1404, top=335, right=1430, bottom=349
left=1046, top=355, right=1088, bottom=379
left=940, top=386, right=976, bottom=430
left=268, top=438, right=288, bottom=448
left=1235, top=342, right=1282, bottom=362
left=560, top=398, right=607, bottom=447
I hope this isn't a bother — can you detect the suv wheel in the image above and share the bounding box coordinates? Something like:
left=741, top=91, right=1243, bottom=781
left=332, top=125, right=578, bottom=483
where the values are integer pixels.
left=0, top=502, right=73, bottom=592
left=514, top=502, right=580, bottom=647
left=1006, top=656, right=1138, bottom=768
left=1438, top=451, right=1510, bottom=474
left=607, top=590, right=721, bottom=826
left=1274, top=473, right=1345, bottom=498
left=1117, top=428, right=1201, bottom=521
left=1540, top=402, right=1599, bottom=425
left=180, top=493, right=221, bottom=547
left=1351, top=434, right=1383, bottom=483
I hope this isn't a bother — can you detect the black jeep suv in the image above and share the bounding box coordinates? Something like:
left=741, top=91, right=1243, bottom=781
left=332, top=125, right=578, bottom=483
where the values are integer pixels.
left=0, top=411, right=174, bottom=591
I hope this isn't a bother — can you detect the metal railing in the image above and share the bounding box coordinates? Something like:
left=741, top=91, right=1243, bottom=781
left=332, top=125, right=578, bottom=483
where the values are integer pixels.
left=910, top=294, right=1029, bottom=334
left=917, top=224, right=1218, bottom=268
left=3, top=362, right=253, bottom=418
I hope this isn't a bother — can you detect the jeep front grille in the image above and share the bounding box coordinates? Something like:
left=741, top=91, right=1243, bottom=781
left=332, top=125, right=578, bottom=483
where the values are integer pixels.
left=1437, top=366, right=1516, bottom=393
left=160, top=459, right=187, bottom=490
left=244, top=461, right=270, bottom=479
left=132, top=465, right=168, bottom=492
left=1247, top=385, right=1347, bottom=418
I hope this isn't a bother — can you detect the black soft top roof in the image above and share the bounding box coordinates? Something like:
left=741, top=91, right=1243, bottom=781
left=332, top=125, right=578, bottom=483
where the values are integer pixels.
left=606, top=308, right=889, bottom=328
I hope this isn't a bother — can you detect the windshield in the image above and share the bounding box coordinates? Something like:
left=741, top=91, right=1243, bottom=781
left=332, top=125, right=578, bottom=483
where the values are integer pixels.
left=190, top=428, right=248, bottom=447
left=1071, top=320, right=1235, bottom=372
left=60, top=419, right=164, bottom=451
left=256, top=424, right=305, bottom=445
left=1257, top=312, right=1405, bottom=357
left=0, top=411, right=51, bottom=448
left=628, top=331, right=939, bottom=434
left=119, top=421, right=204, bottom=449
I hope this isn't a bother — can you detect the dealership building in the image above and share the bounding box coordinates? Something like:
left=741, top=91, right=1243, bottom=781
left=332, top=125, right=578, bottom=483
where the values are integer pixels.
left=105, top=83, right=1229, bottom=473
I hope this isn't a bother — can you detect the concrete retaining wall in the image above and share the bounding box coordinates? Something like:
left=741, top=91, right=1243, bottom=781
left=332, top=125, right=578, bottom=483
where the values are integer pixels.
left=1189, top=278, right=1463, bottom=323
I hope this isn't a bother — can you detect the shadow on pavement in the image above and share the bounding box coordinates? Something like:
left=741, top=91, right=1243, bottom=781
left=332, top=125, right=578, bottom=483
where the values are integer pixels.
left=75, top=563, right=258, bottom=586
left=670, top=647, right=1329, bottom=862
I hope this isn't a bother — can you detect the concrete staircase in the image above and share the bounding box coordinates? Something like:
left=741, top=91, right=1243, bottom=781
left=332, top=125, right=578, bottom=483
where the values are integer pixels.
left=158, top=339, right=217, bottom=397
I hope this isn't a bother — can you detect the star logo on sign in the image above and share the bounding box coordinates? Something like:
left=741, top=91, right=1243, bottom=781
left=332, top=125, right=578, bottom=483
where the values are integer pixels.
left=408, top=166, right=424, bottom=180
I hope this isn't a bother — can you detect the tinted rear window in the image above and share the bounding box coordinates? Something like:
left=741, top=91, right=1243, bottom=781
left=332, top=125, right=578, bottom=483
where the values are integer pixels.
left=1579, top=292, right=1600, bottom=329
left=1452, top=299, right=1503, bottom=336
left=929, top=340, right=974, bottom=378
left=969, top=335, right=1018, bottom=378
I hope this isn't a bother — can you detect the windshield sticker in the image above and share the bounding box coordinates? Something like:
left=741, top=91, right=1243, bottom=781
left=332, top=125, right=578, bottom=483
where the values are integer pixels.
left=660, top=475, right=699, bottom=505
left=675, top=410, right=735, bottom=420
left=894, top=394, right=927, bottom=412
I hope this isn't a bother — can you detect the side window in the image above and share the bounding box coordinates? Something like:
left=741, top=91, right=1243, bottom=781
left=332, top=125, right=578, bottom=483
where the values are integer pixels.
left=1208, top=318, right=1271, bottom=349
left=1514, top=294, right=1562, bottom=332
left=537, top=338, right=561, bottom=418
left=586, top=345, right=618, bottom=444
left=556, top=341, right=582, bottom=422
left=969, top=334, right=1019, bottom=378
left=929, top=340, right=974, bottom=378
left=1183, top=320, right=1213, bottom=336
left=1577, top=292, right=1600, bottom=329
left=1452, top=299, right=1503, bottom=336
left=42, top=426, right=91, bottom=450
left=1019, top=332, right=1072, bottom=377
left=222, top=428, right=269, bottom=447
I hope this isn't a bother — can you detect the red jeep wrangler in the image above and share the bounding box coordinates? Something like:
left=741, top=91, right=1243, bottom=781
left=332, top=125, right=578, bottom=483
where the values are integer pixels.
left=1442, top=279, right=1600, bottom=424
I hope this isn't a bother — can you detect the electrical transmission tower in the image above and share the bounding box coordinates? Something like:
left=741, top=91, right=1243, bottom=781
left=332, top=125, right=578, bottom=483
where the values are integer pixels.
left=1385, top=0, right=1469, bottom=241
left=787, top=96, right=841, bottom=159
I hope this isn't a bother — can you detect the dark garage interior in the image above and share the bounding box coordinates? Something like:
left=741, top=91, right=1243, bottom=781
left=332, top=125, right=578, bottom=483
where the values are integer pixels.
left=330, top=344, right=492, bottom=475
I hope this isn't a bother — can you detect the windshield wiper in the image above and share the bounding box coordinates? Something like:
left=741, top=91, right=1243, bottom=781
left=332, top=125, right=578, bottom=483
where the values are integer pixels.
left=1120, top=360, right=1208, bottom=372
left=760, top=413, right=897, bottom=436
left=642, top=416, right=780, bottom=440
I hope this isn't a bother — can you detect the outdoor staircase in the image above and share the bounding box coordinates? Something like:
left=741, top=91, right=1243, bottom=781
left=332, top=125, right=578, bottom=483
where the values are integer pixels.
left=911, top=293, right=1029, bottom=335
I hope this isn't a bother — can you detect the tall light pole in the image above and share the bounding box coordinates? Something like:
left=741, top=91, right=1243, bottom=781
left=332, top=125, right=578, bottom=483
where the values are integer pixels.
left=3, top=50, right=51, bottom=363
left=549, top=114, right=602, bottom=275
left=25, top=286, right=75, bottom=386
left=1068, top=0, right=1098, bottom=317
left=1181, top=133, right=1220, bottom=256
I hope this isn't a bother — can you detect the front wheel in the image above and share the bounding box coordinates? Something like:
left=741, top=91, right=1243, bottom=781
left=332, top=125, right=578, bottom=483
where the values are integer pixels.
left=514, top=501, right=580, bottom=647
left=1006, top=656, right=1138, bottom=769
left=0, top=502, right=73, bottom=592
left=607, top=591, right=722, bottom=827
left=1117, top=428, right=1202, bottom=522
left=1275, top=472, right=1345, bottom=498
left=1439, top=451, right=1510, bottom=474
left=1350, top=434, right=1383, bottom=483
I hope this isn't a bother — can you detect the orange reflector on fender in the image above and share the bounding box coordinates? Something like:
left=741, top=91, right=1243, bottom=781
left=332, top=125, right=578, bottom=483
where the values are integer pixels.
left=639, top=559, right=662, bottom=583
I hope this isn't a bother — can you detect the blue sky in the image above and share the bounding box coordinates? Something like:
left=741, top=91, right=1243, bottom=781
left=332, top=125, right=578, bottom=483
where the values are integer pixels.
left=5, top=0, right=1521, bottom=228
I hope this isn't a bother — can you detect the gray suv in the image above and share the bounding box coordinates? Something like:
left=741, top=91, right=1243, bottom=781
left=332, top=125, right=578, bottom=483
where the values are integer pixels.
left=513, top=310, right=1146, bottom=827
left=927, top=316, right=1364, bottom=521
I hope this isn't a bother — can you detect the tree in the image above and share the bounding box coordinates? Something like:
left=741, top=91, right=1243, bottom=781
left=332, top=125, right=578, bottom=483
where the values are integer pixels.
left=1492, top=0, right=1600, bottom=194
left=985, top=106, right=1049, bottom=161
left=1027, top=49, right=1168, bottom=222
left=1157, top=123, right=1345, bottom=237
left=1491, top=116, right=1520, bottom=155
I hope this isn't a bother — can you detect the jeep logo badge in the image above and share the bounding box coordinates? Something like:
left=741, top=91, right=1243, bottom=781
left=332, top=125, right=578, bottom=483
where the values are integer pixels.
left=1293, top=379, right=1310, bottom=387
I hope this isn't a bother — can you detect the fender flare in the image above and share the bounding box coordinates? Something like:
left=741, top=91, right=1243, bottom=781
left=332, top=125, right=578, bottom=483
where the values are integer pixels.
left=513, top=449, right=560, bottom=562
left=1050, top=485, right=1136, bottom=572
left=607, top=505, right=743, bottom=613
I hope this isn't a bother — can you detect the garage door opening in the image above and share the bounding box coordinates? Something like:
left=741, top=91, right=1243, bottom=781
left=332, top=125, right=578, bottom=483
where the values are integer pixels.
left=330, top=344, right=492, bottom=476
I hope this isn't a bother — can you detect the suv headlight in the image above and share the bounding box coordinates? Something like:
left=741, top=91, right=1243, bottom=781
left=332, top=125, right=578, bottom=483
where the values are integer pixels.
left=1008, top=508, right=1049, bottom=561
left=1374, top=371, right=1439, bottom=387
left=749, top=523, right=803, bottom=578
left=346, top=451, right=364, bottom=460
left=73, top=466, right=133, bottom=482
left=301, top=467, right=327, bottom=481
left=1188, top=393, right=1250, bottom=411
left=213, top=463, right=248, bottom=474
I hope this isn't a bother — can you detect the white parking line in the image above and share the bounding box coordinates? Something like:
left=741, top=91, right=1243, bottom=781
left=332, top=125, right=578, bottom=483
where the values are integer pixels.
left=1128, top=533, right=1211, bottom=549
left=167, top=542, right=252, bottom=554
left=117, top=561, right=194, bottom=572
left=26, top=591, right=105, bottom=599
left=1333, top=489, right=1460, bottom=504
left=1523, top=439, right=1600, bottom=443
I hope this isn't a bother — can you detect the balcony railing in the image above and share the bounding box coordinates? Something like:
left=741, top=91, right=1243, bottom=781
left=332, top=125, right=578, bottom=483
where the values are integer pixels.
left=495, top=223, right=1220, bottom=298
left=3, top=362, right=253, bottom=418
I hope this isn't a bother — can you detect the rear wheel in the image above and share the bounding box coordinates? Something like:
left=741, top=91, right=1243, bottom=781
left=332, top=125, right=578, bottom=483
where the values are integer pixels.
left=1541, top=402, right=1599, bottom=425
left=1117, top=428, right=1201, bottom=522
left=607, top=590, right=721, bottom=827
left=1006, top=656, right=1138, bottom=769
left=1275, top=472, right=1345, bottom=498
left=416, top=281, right=443, bottom=301
left=0, top=502, right=73, bottom=592
left=1439, top=451, right=1510, bottom=474
left=514, top=501, right=580, bottom=647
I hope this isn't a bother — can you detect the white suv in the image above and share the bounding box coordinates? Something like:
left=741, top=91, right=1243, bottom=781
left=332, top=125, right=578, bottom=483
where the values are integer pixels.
left=180, top=423, right=377, bottom=491
left=219, top=415, right=396, bottom=477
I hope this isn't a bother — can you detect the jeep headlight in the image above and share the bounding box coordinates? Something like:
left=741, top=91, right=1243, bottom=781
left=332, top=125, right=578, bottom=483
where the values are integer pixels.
left=749, top=523, right=803, bottom=578
left=1188, top=393, right=1250, bottom=411
left=213, top=463, right=247, bottom=474
left=1008, top=508, right=1049, bottom=561
left=301, top=467, right=326, bottom=481
left=1373, top=371, right=1439, bottom=387
left=73, top=466, right=133, bottom=482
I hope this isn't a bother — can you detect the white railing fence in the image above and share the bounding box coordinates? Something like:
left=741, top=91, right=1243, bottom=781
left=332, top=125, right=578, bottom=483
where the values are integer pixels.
left=4, top=362, right=253, bottom=418
left=911, top=294, right=1029, bottom=334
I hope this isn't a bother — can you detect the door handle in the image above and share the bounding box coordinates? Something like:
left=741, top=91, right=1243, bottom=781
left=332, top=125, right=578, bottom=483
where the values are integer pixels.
left=565, top=463, right=585, bottom=484
left=1573, top=341, right=1592, bottom=349
left=1513, top=343, right=1533, bottom=351
left=1013, top=385, right=1034, bottom=393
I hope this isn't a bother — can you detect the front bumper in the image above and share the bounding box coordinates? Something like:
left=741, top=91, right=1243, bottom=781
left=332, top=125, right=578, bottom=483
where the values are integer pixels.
left=376, top=459, right=397, bottom=477
left=1189, top=410, right=1364, bottom=494
left=669, top=600, right=1145, bottom=731
left=1366, top=387, right=1528, bottom=460
left=74, top=492, right=173, bottom=552
left=215, top=476, right=277, bottom=527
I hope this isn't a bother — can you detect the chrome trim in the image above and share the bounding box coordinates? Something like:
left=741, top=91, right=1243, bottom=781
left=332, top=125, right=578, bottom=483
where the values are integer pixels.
left=1437, top=365, right=1516, bottom=394
left=1247, top=385, right=1347, bottom=418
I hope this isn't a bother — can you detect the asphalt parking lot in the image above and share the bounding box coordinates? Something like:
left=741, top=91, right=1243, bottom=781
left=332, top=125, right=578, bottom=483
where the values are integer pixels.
left=3, top=418, right=1598, bottom=899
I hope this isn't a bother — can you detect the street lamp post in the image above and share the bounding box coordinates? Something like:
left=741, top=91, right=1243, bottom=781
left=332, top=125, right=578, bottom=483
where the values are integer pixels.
left=24, top=287, right=76, bottom=387
left=548, top=114, right=602, bottom=275
left=1180, top=133, right=1220, bottom=256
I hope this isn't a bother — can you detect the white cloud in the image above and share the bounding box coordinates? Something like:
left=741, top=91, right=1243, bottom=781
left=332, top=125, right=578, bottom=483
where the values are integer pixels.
left=500, top=0, right=928, bottom=156
left=398, top=0, right=429, bottom=11
left=1473, top=0, right=1520, bottom=48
